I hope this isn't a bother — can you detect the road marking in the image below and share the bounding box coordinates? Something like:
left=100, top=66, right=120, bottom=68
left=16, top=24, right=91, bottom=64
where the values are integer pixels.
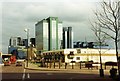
left=22, top=73, right=25, bottom=80
left=22, top=69, right=26, bottom=80
left=22, top=68, right=30, bottom=79
left=27, top=73, right=30, bottom=78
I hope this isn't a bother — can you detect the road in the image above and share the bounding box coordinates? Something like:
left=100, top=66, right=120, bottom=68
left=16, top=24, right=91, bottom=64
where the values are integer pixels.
left=1, top=64, right=114, bottom=81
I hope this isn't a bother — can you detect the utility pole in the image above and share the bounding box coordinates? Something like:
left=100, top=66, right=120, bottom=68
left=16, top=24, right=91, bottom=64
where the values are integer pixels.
left=24, top=28, right=29, bottom=67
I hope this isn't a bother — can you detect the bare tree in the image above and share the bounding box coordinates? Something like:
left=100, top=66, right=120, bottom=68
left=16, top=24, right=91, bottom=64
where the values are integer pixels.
left=90, top=20, right=108, bottom=77
left=91, top=0, right=120, bottom=77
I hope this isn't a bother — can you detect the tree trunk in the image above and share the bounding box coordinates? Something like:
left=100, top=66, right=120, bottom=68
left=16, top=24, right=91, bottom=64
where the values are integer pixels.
left=115, top=38, right=120, bottom=79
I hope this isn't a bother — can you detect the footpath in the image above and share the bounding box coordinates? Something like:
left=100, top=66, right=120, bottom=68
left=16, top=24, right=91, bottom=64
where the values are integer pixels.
left=24, top=62, right=116, bottom=81
left=24, top=62, right=109, bottom=73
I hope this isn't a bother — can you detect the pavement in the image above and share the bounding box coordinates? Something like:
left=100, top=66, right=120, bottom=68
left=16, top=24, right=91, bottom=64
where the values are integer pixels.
left=23, top=62, right=116, bottom=81
left=1, top=62, right=118, bottom=81
left=24, top=62, right=110, bottom=74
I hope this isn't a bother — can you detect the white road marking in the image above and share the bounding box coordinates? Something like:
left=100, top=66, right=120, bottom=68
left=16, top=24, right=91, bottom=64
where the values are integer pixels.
left=22, top=68, right=31, bottom=79
left=27, top=73, right=30, bottom=78
left=22, top=69, right=26, bottom=80
left=22, top=73, right=25, bottom=80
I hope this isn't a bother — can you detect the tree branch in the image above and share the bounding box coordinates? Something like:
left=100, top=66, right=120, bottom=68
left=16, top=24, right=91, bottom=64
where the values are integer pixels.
left=101, top=30, right=115, bottom=40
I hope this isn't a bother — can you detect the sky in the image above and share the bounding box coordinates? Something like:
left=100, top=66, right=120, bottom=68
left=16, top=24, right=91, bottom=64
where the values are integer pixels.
left=0, top=0, right=115, bottom=53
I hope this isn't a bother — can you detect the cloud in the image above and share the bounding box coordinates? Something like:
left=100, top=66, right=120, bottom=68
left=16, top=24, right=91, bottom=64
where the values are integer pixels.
left=2, top=0, right=102, bottom=3
left=2, top=1, right=98, bottom=53
left=0, top=2, right=2, bottom=52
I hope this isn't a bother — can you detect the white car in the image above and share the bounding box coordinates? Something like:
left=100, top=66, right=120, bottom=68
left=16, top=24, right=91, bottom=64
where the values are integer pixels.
left=16, top=60, right=23, bottom=66
left=0, top=63, right=4, bottom=66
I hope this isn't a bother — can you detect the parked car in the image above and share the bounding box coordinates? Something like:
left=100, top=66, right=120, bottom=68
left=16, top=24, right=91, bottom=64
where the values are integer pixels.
left=4, top=60, right=11, bottom=66
left=0, top=63, right=4, bottom=66
left=16, top=60, right=22, bottom=66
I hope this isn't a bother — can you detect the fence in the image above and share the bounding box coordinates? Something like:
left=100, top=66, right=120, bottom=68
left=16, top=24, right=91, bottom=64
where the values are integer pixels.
left=38, top=61, right=101, bottom=70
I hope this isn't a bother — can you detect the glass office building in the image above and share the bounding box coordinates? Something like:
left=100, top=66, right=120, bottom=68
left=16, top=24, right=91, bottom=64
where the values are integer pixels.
left=58, top=22, right=63, bottom=49
left=63, top=27, right=68, bottom=49
left=35, top=19, right=48, bottom=52
left=62, top=27, right=73, bottom=49
left=35, top=17, right=63, bottom=52
left=9, top=37, right=22, bottom=46
left=67, top=27, right=73, bottom=48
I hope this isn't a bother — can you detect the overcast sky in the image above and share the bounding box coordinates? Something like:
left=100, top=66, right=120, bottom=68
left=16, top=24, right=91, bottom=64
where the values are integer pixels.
left=0, top=0, right=114, bottom=53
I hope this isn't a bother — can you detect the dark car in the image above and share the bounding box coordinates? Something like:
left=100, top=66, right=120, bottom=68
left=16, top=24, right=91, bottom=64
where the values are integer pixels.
left=16, top=61, right=22, bottom=66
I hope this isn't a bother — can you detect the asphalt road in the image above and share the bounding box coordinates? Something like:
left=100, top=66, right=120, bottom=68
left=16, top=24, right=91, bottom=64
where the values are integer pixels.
left=1, top=64, right=114, bottom=81
left=2, top=73, right=114, bottom=81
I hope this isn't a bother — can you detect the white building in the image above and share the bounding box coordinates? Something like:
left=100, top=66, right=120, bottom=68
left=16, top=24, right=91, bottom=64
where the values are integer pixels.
left=9, top=37, right=22, bottom=46
left=42, top=48, right=120, bottom=63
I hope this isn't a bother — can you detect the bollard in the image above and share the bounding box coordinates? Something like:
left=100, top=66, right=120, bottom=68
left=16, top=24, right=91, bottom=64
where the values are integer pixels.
left=99, top=69, right=104, bottom=77
left=71, top=61, right=75, bottom=69
left=65, top=63, right=67, bottom=69
left=47, top=61, right=48, bottom=68
left=59, top=61, right=60, bottom=69
left=49, top=61, right=51, bottom=68
left=54, top=61, right=55, bottom=68
left=72, top=62, right=74, bottom=69
left=80, top=62, right=81, bottom=69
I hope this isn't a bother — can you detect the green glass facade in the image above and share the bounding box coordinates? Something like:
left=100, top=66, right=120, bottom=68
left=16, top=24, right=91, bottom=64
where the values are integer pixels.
left=35, top=17, right=63, bottom=52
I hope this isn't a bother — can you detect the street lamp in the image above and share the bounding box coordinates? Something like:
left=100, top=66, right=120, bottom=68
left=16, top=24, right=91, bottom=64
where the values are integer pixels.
left=24, top=28, right=29, bottom=67
left=99, top=44, right=104, bottom=77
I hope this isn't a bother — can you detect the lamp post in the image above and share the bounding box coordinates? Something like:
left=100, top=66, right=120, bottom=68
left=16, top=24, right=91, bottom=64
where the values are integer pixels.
left=24, top=28, right=29, bottom=67
left=99, top=43, right=104, bottom=77
left=98, top=27, right=104, bottom=77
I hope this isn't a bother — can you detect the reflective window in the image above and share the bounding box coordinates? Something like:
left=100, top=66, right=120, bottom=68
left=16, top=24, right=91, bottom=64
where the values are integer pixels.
left=43, top=22, right=48, bottom=51
left=51, top=20, right=56, bottom=50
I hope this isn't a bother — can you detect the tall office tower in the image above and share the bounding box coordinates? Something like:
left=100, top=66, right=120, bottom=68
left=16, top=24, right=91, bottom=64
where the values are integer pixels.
left=62, top=27, right=73, bottom=49
left=35, top=19, right=48, bottom=52
left=9, top=37, right=22, bottom=46
left=58, top=21, right=63, bottom=49
left=47, top=17, right=56, bottom=50
left=35, top=17, right=63, bottom=52
left=67, top=27, right=73, bottom=48
left=63, top=27, right=68, bottom=49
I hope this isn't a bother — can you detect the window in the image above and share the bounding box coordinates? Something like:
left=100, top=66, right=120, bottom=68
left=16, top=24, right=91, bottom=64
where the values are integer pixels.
left=77, top=49, right=81, bottom=53
left=76, top=57, right=80, bottom=60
